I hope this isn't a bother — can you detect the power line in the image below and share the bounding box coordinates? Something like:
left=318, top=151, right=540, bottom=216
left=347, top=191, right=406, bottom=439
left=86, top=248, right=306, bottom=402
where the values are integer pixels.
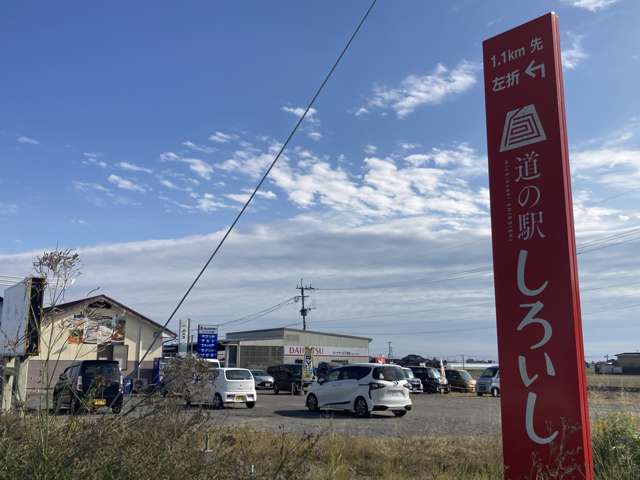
left=121, top=0, right=378, bottom=417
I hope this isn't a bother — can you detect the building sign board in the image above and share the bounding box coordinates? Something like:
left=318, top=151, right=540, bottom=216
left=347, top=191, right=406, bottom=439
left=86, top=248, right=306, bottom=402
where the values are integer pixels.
left=284, top=345, right=368, bottom=358
left=483, top=13, right=592, bottom=478
left=197, top=324, right=218, bottom=359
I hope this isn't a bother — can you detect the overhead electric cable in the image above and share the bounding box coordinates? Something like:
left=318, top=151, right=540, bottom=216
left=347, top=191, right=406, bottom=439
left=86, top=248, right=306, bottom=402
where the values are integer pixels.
left=122, top=0, right=378, bottom=417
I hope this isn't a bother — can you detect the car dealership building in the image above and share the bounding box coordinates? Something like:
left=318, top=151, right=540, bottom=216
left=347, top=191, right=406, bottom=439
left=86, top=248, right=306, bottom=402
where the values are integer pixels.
left=221, top=328, right=371, bottom=369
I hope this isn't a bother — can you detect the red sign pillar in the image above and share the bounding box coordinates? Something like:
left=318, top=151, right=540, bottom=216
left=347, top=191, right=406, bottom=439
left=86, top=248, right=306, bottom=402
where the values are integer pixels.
left=482, top=13, right=593, bottom=479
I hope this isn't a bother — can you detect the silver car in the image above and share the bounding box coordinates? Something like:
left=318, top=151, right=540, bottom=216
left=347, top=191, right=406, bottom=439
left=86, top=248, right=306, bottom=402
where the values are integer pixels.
left=476, top=366, right=500, bottom=397
left=250, top=369, right=275, bottom=390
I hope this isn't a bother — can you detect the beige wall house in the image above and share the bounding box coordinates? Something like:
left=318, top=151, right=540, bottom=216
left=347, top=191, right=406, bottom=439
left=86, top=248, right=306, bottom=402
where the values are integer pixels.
left=23, top=294, right=174, bottom=406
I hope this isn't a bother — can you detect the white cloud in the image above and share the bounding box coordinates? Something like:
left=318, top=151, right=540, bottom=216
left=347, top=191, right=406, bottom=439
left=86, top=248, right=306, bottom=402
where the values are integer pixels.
left=354, top=107, right=369, bottom=117
left=564, top=0, right=619, bottom=11
left=160, top=152, right=214, bottom=180
left=72, top=181, right=111, bottom=194
left=562, top=33, right=588, bottom=70
left=16, top=136, right=39, bottom=145
left=360, top=61, right=479, bottom=118
left=159, top=179, right=180, bottom=190
left=209, top=131, right=238, bottom=144
left=0, top=202, right=18, bottom=215
left=194, top=193, right=229, bottom=212
left=282, top=105, right=322, bottom=141
left=117, top=162, right=153, bottom=174
left=364, top=144, right=377, bottom=154
left=82, top=152, right=108, bottom=168
left=225, top=189, right=277, bottom=204
left=182, top=141, right=216, bottom=154
left=107, top=174, right=147, bottom=193
left=282, top=106, right=317, bottom=118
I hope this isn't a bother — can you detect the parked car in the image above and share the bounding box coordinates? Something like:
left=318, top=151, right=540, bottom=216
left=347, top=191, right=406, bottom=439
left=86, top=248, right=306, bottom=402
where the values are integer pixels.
left=53, top=360, right=123, bottom=414
left=402, top=367, right=423, bottom=393
left=445, top=369, right=476, bottom=393
left=305, top=363, right=412, bottom=418
left=408, top=366, right=450, bottom=393
left=267, top=364, right=312, bottom=395
left=190, top=367, right=257, bottom=409
left=476, top=366, right=500, bottom=397
left=250, top=369, right=274, bottom=390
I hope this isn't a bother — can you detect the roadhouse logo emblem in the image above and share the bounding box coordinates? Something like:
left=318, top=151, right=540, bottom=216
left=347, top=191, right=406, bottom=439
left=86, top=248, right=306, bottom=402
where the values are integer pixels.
left=500, top=104, right=547, bottom=152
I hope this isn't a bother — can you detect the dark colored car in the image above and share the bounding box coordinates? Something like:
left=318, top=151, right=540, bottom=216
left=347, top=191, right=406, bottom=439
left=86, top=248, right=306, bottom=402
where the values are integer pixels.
left=266, top=364, right=313, bottom=395
left=315, top=361, right=340, bottom=381
left=53, top=360, right=123, bottom=414
left=408, top=366, right=450, bottom=393
left=445, top=369, right=477, bottom=392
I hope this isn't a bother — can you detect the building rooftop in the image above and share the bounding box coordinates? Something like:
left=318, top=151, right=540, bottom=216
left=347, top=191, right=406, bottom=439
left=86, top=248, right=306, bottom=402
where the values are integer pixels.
left=44, top=294, right=176, bottom=336
left=226, top=327, right=372, bottom=342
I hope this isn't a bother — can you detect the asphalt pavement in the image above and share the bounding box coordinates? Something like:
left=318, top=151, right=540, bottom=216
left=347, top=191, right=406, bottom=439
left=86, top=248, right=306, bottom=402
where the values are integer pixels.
left=198, top=391, right=503, bottom=438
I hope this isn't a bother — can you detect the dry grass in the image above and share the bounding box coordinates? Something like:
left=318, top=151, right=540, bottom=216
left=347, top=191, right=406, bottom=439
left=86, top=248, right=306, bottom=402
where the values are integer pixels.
left=1, top=408, right=639, bottom=479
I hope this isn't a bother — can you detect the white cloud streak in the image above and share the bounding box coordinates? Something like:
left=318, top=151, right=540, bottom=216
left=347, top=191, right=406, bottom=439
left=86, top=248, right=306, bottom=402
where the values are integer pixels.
left=562, top=33, right=588, bottom=70
left=16, top=136, right=40, bottom=145
left=564, top=0, right=619, bottom=11
left=360, top=61, right=479, bottom=118
left=118, top=162, right=153, bottom=174
left=107, top=174, right=147, bottom=193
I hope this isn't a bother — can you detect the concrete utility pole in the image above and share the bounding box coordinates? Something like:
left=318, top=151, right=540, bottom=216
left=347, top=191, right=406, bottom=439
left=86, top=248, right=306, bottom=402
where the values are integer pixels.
left=387, top=341, right=393, bottom=360
left=296, top=279, right=314, bottom=331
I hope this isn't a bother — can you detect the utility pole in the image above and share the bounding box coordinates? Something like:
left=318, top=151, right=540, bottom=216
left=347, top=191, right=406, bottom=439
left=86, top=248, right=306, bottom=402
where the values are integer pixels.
left=296, top=279, right=314, bottom=330
left=387, top=341, right=393, bottom=360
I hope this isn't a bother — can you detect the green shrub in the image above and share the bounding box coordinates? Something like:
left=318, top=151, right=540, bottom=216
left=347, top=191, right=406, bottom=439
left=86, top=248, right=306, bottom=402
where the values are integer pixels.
left=592, top=413, right=640, bottom=480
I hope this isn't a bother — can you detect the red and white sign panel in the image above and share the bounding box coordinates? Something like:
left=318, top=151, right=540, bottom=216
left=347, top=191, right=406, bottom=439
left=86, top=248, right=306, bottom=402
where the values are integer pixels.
left=483, top=13, right=592, bottom=479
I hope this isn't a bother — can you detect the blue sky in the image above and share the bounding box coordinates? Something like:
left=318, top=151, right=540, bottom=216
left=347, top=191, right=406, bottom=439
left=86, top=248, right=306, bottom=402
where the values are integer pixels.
left=1, top=0, right=640, bottom=358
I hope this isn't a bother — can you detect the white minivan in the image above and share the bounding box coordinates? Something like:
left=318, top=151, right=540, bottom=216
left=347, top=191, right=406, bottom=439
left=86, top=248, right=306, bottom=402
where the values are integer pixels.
left=305, top=363, right=412, bottom=418
left=192, top=368, right=257, bottom=409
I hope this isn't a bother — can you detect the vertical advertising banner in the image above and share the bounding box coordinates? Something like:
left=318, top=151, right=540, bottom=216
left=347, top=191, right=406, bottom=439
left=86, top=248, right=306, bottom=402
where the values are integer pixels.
left=197, top=325, right=218, bottom=360
left=178, top=318, right=190, bottom=357
left=303, top=346, right=314, bottom=382
left=482, top=13, right=592, bottom=479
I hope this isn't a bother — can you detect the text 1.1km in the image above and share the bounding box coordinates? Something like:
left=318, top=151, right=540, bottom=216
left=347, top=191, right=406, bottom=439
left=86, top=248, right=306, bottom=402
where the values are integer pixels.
left=490, top=46, right=525, bottom=68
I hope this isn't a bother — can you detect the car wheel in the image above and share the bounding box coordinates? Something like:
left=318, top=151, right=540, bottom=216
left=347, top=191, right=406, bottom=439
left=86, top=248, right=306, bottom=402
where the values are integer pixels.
left=273, top=385, right=279, bottom=395
left=112, top=404, right=122, bottom=414
left=292, top=383, right=301, bottom=395
left=354, top=397, right=370, bottom=418
left=477, top=392, right=483, bottom=397
left=491, top=388, right=500, bottom=398
left=393, top=410, right=407, bottom=418
left=246, top=401, right=255, bottom=409
left=306, top=394, right=319, bottom=412
left=212, top=393, right=224, bottom=410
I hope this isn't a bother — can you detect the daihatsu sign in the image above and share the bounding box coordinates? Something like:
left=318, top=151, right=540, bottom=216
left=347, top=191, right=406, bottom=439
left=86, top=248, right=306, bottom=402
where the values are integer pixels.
left=482, top=13, right=592, bottom=479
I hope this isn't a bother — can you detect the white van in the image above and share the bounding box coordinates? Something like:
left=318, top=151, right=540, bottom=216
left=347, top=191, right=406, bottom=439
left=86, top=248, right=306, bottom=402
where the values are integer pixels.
left=192, top=367, right=257, bottom=409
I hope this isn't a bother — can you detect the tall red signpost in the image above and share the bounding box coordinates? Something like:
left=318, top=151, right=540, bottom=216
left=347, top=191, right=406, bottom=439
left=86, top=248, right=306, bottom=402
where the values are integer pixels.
left=483, top=13, right=593, bottom=479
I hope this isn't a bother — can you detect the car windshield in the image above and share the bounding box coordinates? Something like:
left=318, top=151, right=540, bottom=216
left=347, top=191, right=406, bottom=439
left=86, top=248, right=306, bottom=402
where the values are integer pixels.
left=372, top=366, right=405, bottom=382
left=82, top=363, right=120, bottom=382
left=225, top=369, right=252, bottom=380
left=459, top=370, right=472, bottom=380
left=480, top=367, right=499, bottom=378
left=403, top=369, right=415, bottom=379
left=251, top=370, right=266, bottom=376
left=427, top=368, right=441, bottom=379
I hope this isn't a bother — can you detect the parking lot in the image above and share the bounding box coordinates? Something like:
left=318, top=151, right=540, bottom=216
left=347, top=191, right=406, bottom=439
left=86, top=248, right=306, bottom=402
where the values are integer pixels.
left=188, top=391, right=502, bottom=437
left=145, top=390, right=640, bottom=438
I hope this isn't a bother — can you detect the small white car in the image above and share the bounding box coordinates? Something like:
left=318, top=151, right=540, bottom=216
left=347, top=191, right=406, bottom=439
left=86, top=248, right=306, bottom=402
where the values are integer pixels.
left=305, top=363, right=412, bottom=418
left=193, top=368, right=257, bottom=409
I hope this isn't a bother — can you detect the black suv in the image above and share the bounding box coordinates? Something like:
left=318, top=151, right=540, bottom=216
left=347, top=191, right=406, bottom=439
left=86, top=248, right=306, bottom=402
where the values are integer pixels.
left=408, top=366, right=450, bottom=393
left=266, top=364, right=312, bottom=395
left=53, top=360, right=123, bottom=413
